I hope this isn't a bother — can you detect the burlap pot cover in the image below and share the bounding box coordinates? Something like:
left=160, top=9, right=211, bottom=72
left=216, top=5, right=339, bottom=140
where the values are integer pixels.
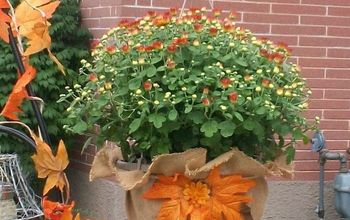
left=90, top=142, right=292, bottom=220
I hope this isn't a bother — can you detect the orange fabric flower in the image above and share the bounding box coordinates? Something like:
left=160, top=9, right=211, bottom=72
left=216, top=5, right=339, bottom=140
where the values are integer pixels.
left=42, top=197, right=74, bottom=220
left=143, top=167, right=256, bottom=220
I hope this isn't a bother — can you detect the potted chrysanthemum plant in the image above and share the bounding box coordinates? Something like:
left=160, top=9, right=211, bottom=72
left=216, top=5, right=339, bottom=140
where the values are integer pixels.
left=60, top=8, right=318, bottom=220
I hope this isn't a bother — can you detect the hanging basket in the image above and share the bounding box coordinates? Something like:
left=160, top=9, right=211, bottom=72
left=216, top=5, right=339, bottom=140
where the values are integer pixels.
left=90, top=142, right=292, bottom=220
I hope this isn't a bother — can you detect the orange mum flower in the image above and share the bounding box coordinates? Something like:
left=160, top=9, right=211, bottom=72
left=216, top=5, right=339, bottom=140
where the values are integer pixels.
left=167, top=44, right=177, bottom=53
left=166, top=59, right=176, bottom=69
left=121, top=43, right=129, bottom=53
left=143, top=80, right=152, bottom=91
left=209, top=27, right=218, bottom=36
left=147, top=11, right=157, bottom=17
left=262, top=79, right=270, bottom=88
left=153, top=15, right=170, bottom=27
left=152, top=40, right=163, bottom=50
left=213, top=8, right=221, bottom=17
left=223, top=22, right=234, bottom=33
left=229, top=91, right=238, bottom=103
left=136, top=45, right=146, bottom=53
left=143, top=166, right=256, bottom=220
left=220, top=77, right=231, bottom=89
left=106, top=45, right=116, bottom=54
left=89, top=73, right=98, bottom=82
left=169, top=8, right=177, bottom=16
left=193, top=23, right=203, bottom=32
left=229, top=11, right=237, bottom=20
left=202, top=97, right=210, bottom=106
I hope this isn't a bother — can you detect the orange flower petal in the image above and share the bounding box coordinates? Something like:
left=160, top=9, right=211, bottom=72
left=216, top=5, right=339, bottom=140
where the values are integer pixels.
left=143, top=166, right=255, bottom=220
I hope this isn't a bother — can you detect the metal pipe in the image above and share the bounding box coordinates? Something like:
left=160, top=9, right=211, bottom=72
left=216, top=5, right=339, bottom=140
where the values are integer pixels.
left=318, top=158, right=325, bottom=219
left=320, top=150, right=348, bottom=173
left=7, top=27, right=52, bottom=146
left=317, top=149, right=348, bottom=219
left=0, top=125, right=36, bottom=149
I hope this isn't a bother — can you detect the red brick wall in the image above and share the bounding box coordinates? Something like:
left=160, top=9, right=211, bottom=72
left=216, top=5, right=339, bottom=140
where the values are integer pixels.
left=74, top=0, right=350, bottom=181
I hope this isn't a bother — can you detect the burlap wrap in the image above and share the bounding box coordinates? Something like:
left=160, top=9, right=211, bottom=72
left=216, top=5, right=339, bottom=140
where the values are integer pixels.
left=90, top=141, right=293, bottom=220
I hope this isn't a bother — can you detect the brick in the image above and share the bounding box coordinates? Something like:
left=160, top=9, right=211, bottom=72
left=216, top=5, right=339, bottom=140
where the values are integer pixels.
left=152, top=0, right=198, bottom=8
left=236, top=23, right=270, bottom=34
left=324, top=130, right=350, bottom=140
left=295, top=160, right=339, bottom=171
left=244, top=13, right=299, bottom=24
left=328, top=7, right=350, bottom=17
left=116, top=6, right=168, bottom=17
left=300, top=36, right=350, bottom=47
left=82, top=18, right=100, bottom=28
left=328, top=48, right=350, bottom=58
left=287, top=57, right=298, bottom=63
left=310, top=89, right=324, bottom=99
left=328, top=27, right=350, bottom=37
left=306, top=78, right=350, bottom=89
left=291, top=47, right=326, bottom=57
left=89, top=28, right=109, bottom=38
left=324, top=110, right=350, bottom=119
left=300, top=68, right=325, bottom=78
left=137, top=0, right=151, bottom=6
left=69, top=150, right=85, bottom=161
left=81, top=0, right=100, bottom=7
left=298, top=140, right=348, bottom=150
left=302, top=109, right=322, bottom=119
left=83, top=144, right=97, bottom=155
left=272, top=25, right=326, bottom=36
left=319, top=120, right=349, bottom=130
left=255, top=34, right=298, bottom=46
left=326, top=69, right=350, bottom=79
left=302, top=0, right=350, bottom=6
left=272, top=4, right=326, bottom=15
left=299, top=58, right=350, bottom=68
left=80, top=8, right=91, bottom=18
left=85, top=154, right=95, bottom=164
left=309, top=99, right=350, bottom=109
left=294, top=171, right=337, bottom=181
left=99, top=17, right=121, bottom=28
left=90, top=7, right=111, bottom=18
left=100, top=0, right=136, bottom=6
left=294, top=151, right=319, bottom=160
left=214, top=1, right=270, bottom=13
left=301, top=15, right=350, bottom=27
left=325, top=89, right=350, bottom=99
left=245, top=0, right=300, bottom=3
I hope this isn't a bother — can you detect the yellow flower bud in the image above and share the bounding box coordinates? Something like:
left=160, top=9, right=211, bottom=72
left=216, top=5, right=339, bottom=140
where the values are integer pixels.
left=277, top=88, right=284, bottom=96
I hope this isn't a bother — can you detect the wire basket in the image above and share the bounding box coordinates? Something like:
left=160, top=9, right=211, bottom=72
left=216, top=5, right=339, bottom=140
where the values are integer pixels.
left=0, top=154, right=43, bottom=220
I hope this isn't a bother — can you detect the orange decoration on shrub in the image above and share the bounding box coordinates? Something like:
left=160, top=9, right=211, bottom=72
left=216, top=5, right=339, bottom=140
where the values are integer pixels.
left=31, top=134, right=69, bottom=195
left=0, top=0, right=10, bottom=43
left=1, top=65, right=36, bottom=120
left=143, top=166, right=256, bottom=220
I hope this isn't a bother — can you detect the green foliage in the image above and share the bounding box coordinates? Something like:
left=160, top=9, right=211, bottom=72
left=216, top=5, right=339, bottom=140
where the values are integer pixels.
left=61, top=9, right=318, bottom=163
left=0, top=0, right=91, bottom=175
